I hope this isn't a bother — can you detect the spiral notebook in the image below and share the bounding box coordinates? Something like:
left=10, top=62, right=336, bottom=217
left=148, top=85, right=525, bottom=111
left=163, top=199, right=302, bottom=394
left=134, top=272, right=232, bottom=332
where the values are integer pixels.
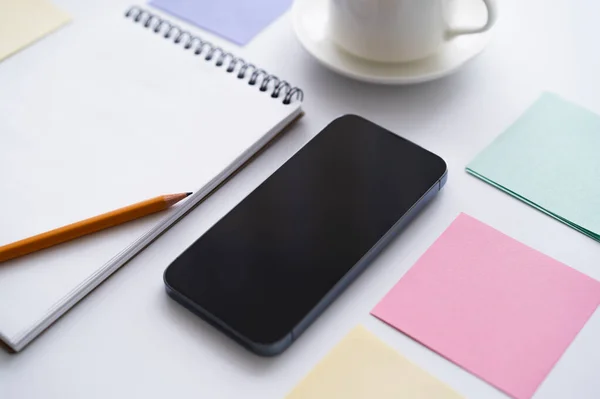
left=0, top=6, right=303, bottom=352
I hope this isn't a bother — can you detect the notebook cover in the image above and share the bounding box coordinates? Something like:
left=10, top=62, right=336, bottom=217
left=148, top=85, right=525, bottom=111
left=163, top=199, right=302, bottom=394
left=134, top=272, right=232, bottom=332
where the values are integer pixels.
left=0, top=7, right=302, bottom=351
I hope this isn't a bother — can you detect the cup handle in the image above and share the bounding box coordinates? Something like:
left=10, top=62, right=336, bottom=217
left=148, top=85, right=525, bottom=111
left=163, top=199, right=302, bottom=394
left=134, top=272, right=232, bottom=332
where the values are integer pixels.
left=446, top=0, right=497, bottom=37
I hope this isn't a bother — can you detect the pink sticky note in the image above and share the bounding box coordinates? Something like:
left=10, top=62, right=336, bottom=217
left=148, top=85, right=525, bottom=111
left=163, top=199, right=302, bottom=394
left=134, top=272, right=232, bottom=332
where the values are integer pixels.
left=372, top=213, right=600, bottom=399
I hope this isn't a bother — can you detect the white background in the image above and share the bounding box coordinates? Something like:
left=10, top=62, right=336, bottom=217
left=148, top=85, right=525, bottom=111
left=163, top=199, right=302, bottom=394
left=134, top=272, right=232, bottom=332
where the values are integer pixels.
left=2, top=0, right=600, bottom=398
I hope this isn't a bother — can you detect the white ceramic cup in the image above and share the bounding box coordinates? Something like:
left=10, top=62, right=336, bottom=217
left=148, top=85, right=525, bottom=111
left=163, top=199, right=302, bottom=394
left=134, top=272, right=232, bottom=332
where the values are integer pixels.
left=328, top=0, right=497, bottom=63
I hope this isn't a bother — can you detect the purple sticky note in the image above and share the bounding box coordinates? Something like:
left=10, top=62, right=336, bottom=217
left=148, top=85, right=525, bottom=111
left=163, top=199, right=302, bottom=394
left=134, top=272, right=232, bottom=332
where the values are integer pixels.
left=149, top=0, right=293, bottom=45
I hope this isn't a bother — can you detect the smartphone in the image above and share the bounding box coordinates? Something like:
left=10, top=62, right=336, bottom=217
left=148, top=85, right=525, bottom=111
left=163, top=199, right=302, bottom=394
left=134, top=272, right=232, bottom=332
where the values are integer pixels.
left=164, top=115, right=447, bottom=356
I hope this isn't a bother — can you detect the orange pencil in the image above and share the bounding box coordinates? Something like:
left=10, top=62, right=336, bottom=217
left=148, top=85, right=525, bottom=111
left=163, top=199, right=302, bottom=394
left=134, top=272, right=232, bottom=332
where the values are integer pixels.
left=0, top=192, right=192, bottom=263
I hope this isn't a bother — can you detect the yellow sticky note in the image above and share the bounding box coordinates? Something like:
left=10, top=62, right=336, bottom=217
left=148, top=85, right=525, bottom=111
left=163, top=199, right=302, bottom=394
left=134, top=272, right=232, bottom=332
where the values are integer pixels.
left=286, top=326, right=463, bottom=399
left=0, top=0, right=71, bottom=62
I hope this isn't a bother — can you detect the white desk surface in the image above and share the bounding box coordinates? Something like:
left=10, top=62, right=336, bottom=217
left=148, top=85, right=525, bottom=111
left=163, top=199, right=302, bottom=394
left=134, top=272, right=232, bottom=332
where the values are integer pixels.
left=2, top=0, right=600, bottom=398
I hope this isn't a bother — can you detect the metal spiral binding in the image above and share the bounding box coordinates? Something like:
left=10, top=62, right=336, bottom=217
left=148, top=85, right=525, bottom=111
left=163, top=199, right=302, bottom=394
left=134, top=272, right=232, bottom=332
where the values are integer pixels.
left=124, top=6, right=304, bottom=105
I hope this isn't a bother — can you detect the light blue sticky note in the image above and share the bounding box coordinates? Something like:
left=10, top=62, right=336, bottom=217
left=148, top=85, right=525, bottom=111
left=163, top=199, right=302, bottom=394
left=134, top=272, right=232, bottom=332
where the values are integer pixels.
left=149, top=0, right=293, bottom=45
left=467, top=92, right=600, bottom=241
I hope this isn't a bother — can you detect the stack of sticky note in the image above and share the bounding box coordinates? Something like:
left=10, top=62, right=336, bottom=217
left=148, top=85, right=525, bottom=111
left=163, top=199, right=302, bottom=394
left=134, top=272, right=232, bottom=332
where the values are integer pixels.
left=372, top=213, right=600, bottom=399
left=148, top=0, right=293, bottom=45
left=285, top=325, right=463, bottom=399
left=467, top=93, right=600, bottom=241
left=0, top=0, right=70, bottom=62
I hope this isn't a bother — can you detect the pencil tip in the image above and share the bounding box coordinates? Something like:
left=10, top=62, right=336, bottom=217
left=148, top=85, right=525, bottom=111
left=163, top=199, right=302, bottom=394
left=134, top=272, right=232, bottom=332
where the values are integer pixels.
left=186, top=192, right=193, bottom=197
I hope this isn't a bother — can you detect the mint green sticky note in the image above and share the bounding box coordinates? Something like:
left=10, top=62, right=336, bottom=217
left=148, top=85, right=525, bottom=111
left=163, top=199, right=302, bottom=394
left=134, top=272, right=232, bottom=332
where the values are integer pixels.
left=466, top=92, right=600, bottom=241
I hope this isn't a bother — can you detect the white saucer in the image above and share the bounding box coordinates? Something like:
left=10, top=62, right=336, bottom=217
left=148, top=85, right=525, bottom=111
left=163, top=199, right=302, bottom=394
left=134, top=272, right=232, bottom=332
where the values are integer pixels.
left=291, top=0, right=494, bottom=84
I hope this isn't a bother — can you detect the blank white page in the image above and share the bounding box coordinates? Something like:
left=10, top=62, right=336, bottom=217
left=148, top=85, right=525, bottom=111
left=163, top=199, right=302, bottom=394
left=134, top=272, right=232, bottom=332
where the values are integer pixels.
left=0, top=9, right=301, bottom=347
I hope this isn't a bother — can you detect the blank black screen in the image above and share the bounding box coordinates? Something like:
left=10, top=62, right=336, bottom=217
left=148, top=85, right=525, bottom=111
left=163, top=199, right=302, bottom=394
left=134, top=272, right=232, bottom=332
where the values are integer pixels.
left=165, top=115, right=446, bottom=344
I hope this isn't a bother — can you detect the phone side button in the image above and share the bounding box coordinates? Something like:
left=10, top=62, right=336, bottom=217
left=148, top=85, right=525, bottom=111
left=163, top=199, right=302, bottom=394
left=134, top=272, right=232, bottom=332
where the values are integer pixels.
left=439, top=170, right=448, bottom=191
